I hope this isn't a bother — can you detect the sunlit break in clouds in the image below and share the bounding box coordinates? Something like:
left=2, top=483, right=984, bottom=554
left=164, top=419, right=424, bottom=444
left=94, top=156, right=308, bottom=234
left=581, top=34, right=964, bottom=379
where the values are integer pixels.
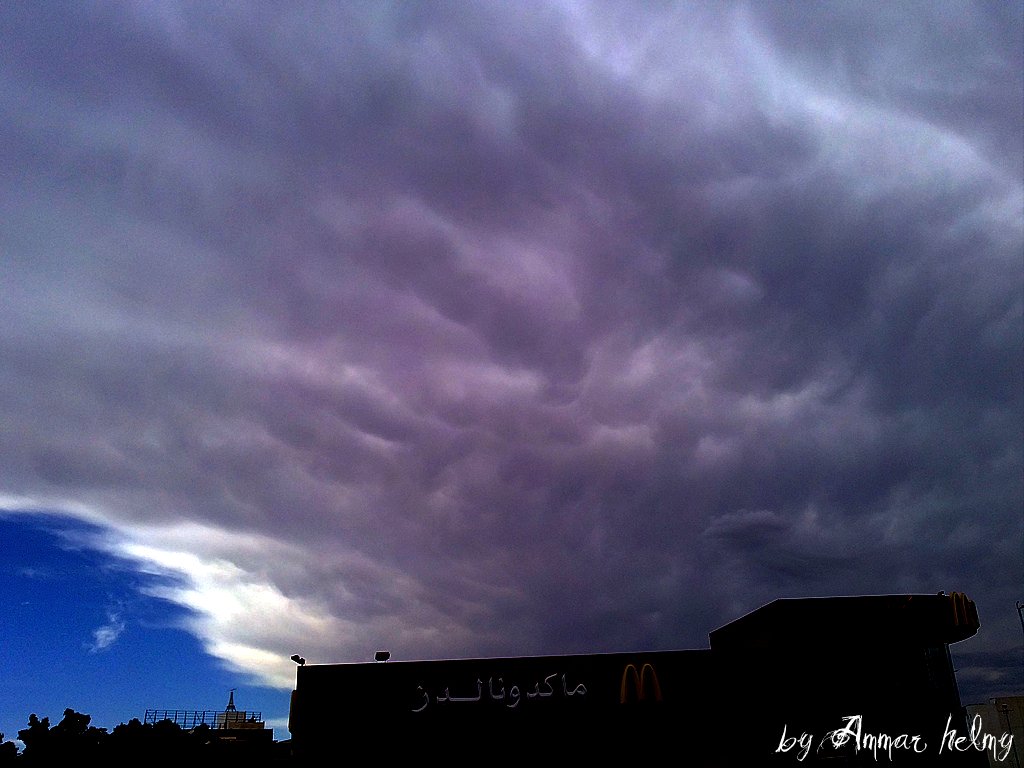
left=0, top=0, right=1021, bottom=736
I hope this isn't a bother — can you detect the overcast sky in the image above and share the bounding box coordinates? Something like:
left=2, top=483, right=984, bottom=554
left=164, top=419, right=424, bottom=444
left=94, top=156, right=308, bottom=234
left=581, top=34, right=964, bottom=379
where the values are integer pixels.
left=1, top=0, right=1021, bottom=736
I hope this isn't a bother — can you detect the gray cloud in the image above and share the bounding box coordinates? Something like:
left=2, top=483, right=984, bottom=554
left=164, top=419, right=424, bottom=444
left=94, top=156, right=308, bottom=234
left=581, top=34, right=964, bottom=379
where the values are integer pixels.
left=2, top=0, right=1020, bottom=697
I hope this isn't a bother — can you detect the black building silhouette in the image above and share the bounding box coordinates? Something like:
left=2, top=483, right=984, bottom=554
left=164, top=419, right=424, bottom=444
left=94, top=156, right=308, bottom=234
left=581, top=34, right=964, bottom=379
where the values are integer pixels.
left=289, top=592, right=990, bottom=766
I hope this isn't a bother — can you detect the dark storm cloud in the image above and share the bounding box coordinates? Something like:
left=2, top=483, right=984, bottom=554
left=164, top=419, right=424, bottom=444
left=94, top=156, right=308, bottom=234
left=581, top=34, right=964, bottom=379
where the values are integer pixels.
left=1, top=1, right=1020, bottom=694
left=747, top=0, right=1024, bottom=172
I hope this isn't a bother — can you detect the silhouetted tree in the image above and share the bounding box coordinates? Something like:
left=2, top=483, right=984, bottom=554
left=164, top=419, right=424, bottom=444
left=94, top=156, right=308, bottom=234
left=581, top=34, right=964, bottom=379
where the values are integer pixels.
left=17, top=709, right=108, bottom=765
left=0, top=733, right=18, bottom=766
left=17, top=714, right=50, bottom=764
left=14, top=710, right=289, bottom=766
left=53, top=708, right=107, bottom=751
left=107, top=717, right=147, bottom=763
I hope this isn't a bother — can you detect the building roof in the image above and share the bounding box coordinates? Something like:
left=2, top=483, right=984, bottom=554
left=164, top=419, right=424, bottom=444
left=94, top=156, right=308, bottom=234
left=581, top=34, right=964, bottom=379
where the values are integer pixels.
left=708, top=592, right=979, bottom=652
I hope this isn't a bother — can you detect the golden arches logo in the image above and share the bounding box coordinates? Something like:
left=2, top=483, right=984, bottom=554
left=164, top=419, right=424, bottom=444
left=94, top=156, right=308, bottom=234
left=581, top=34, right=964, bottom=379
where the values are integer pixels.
left=619, top=663, right=662, bottom=704
left=950, top=592, right=979, bottom=630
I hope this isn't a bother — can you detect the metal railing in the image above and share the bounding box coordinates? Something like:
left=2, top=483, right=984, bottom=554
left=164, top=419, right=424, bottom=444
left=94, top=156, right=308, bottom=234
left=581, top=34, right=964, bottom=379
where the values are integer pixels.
left=143, top=709, right=263, bottom=728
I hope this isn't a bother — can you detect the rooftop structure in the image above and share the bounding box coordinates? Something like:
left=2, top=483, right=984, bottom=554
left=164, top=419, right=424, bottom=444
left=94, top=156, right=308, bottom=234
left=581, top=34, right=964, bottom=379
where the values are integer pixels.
left=144, top=691, right=265, bottom=731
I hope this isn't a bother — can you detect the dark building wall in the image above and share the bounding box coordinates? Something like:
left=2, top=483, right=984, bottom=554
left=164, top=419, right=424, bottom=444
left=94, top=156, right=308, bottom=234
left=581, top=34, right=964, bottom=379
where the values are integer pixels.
left=289, top=593, right=987, bottom=766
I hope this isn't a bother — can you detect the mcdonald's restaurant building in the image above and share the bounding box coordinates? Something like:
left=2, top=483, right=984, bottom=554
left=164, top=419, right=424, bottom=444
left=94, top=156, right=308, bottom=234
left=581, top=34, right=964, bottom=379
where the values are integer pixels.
left=288, top=593, right=989, bottom=766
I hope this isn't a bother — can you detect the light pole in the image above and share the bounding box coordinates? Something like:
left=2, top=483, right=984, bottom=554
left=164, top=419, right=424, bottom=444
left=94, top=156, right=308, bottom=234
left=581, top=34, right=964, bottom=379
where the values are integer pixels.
left=1017, top=602, right=1024, bottom=695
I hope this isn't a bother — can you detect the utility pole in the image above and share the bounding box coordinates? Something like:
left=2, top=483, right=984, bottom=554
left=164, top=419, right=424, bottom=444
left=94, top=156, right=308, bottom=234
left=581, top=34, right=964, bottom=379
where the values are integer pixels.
left=1017, top=601, right=1024, bottom=692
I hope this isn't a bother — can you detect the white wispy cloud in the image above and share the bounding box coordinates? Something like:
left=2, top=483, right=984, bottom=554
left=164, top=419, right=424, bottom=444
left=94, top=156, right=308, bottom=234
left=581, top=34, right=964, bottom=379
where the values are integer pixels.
left=87, top=609, right=126, bottom=653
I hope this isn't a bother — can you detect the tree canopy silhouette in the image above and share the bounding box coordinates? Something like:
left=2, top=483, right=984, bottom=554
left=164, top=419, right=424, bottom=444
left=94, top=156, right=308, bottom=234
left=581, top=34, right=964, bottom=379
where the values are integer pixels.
left=0, top=733, right=18, bottom=766
left=3, top=709, right=289, bottom=766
